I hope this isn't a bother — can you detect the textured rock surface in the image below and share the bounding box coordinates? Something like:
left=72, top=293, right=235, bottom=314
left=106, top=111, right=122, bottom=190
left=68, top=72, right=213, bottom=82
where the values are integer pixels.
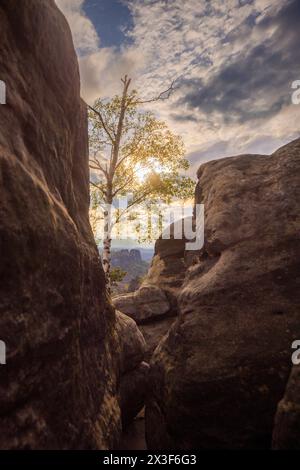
left=113, top=221, right=190, bottom=361
left=115, top=311, right=147, bottom=375
left=146, top=139, right=300, bottom=450
left=272, top=365, right=300, bottom=449
left=149, top=220, right=188, bottom=296
left=139, top=317, right=176, bottom=361
left=113, top=281, right=175, bottom=363
left=0, top=0, right=124, bottom=449
left=120, top=362, right=149, bottom=428
left=114, top=285, right=170, bottom=324
left=115, top=311, right=149, bottom=427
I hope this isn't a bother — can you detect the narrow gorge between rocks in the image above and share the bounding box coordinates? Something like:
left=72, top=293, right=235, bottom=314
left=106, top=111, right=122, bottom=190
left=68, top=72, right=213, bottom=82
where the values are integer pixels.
left=0, top=0, right=300, bottom=452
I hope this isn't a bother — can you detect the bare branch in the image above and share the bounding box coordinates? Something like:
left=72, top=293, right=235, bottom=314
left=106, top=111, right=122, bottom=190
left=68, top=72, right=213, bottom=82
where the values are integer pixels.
left=121, top=75, right=130, bottom=86
left=90, top=180, right=107, bottom=197
left=88, top=105, right=115, bottom=144
left=132, top=80, right=177, bottom=105
left=114, top=152, right=132, bottom=171
left=89, top=158, right=109, bottom=177
left=112, top=174, right=135, bottom=197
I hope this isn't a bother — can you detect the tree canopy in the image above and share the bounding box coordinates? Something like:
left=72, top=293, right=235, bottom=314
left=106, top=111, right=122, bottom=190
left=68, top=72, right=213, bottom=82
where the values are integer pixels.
left=89, top=76, right=195, bottom=286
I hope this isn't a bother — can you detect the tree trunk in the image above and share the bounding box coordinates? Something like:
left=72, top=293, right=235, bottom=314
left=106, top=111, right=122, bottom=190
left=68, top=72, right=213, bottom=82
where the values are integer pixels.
left=102, top=203, right=112, bottom=292
left=103, top=179, right=113, bottom=291
left=102, top=76, right=130, bottom=293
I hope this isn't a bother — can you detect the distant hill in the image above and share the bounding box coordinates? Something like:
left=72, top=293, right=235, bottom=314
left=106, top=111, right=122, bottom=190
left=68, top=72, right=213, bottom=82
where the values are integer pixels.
left=110, top=249, right=152, bottom=295
left=138, top=248, right=155, bottom=262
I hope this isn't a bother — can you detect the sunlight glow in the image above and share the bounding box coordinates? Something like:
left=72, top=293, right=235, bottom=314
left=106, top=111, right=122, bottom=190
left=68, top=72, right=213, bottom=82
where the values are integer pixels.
left=134, top=161, right=164, bottom=182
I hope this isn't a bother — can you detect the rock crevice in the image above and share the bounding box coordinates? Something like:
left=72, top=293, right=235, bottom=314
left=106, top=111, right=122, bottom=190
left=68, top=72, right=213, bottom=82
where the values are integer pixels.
left=145, top=139, right=300, bottom=449
left=0, top=0, right=146, bottom=449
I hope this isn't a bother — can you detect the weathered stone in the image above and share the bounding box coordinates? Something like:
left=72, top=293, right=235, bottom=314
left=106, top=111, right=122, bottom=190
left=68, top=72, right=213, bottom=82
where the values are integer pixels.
left=115, top=311, right=149, bottom=428
left=114, top=285, right=170, bottom=324
left=120, top=362, right=149, bottom=428
left=139, top=317, right=176, bottom=361
left=146, top=139, right=300, bottom=450
left=0, top=0, right=121, bottom=449
left=115, top=311, right=147, bottom=375
left=155, top=238, right=185, bottom=259
left=113, top=217, right=194, bottom=363
left=145, top=254, right=186, bottom=293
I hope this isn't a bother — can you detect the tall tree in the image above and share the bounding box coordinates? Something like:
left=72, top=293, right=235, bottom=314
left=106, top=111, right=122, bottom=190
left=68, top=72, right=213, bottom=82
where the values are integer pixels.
left=89, top=76, right=194, bottom=288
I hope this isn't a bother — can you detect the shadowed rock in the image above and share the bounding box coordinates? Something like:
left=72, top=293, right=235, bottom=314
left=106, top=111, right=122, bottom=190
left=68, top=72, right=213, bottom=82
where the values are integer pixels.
left=116, top=311, right=147, bottom=374
left=120, top=362, right=149, bottom=428
left=272, top=366, right=300, bottom=449
left=113, top=220, right=192, bottom=361
left=115, top=311, right=149, bottom=427
left=146, top=138, right=300, bottom=450
left=114, top=285, right=170, bottom=324
left=0, top=0, right=147, bottom=449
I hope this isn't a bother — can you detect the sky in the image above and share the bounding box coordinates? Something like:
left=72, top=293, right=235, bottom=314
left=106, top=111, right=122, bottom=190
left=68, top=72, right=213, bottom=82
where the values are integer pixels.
left=55, top=0, right=300, bottom=176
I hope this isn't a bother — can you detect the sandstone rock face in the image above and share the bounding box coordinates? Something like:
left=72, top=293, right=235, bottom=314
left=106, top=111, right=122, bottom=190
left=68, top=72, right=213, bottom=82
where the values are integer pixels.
left=113, top=281, right=176, bottom=362
left=139, top=317, right=176, bottom=362
left=115, top=311, right=149, bottom=427
left=113, top=221, right=190, bottom=361
left=116, top=311, right=147, bottom=374
left=150, top=220, right=188, bottom=295
left=0, top=0, right=138, bottom=449
left=272, top=366, right=300, bottom=449
left=114, top=285, right=170, bottom=324
left=146, top=139, right=300, bottom=449
left=120, top=362, right=149, bottom=428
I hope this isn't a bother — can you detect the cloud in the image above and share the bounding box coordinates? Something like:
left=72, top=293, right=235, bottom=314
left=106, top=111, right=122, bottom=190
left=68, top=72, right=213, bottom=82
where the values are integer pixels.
left=55, top=0, right=143, bottom=102
left=178, top=0, right=300, bottom=124
left=124, top=0, right=300, bottom=167
left=55, top=0, right=99, bottom=54
left=56, top=0, right=300, bottom=173
left=78, top=47, right=144, bottom=103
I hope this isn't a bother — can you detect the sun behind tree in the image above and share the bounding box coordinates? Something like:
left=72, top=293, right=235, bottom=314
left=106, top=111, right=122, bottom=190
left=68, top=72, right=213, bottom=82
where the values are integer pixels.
left=89, top=76, right=194, bottom=288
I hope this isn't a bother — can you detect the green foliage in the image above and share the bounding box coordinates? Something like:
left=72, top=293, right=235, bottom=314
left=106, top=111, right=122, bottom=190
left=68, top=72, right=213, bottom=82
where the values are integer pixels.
left=110, top=267, right=127, bottom=286
left=89, top=77, right=195, bottom=245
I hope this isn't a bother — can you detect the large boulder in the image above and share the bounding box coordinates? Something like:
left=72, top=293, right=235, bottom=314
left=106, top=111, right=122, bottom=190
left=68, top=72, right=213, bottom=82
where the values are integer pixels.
left=146, top=139, right=300, bottom=449
left=113, top=220, right=190, bottom=360
left=119, top=362, right=150, bottom=428
left=0, top=0, right=122, bottom=449
left=115, top=311, right=149, bottom=427
left=150, top=218, right=190, bottom=294
left=139, top=317, right=176, bottom=362
left=113, top=284, right=174, bottom=362
left=115, top=310, right=147, bottom=374
left=114, top=285, right=170, bottom=324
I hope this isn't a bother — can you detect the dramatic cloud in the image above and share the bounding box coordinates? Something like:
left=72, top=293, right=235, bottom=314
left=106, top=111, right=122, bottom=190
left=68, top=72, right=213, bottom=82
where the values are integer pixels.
left=55, top=0, right=99, bottom=54
left=55, top=0, right=142, bottom=102
left=56, top=0, right=300, bottom=173
left=78, top=46, right=144, bottom=103
left=126, top=0, right=300, bottom=170
left=176, top=1, right=300, bottom=123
